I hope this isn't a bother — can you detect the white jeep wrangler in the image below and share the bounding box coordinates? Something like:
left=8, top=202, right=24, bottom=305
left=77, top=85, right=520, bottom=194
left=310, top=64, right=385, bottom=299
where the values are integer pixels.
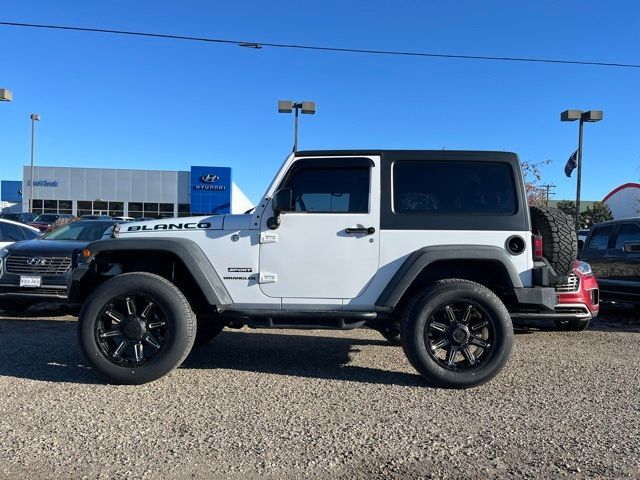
left=71, top=150, right=579, bottom=388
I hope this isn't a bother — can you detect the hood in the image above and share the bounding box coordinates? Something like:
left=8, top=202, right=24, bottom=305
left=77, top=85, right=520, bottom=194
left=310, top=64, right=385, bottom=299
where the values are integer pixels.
left=4, top=239, right=88, bottom=256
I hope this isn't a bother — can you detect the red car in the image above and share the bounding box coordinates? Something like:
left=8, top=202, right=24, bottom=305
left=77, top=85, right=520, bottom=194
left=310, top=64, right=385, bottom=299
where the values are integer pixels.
left=512, top=259, right=599, bottom=331
left=27, top=214, right=75, bottom=232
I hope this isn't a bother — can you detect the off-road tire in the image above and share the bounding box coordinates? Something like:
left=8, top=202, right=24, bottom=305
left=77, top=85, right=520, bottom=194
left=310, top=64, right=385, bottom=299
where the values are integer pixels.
left=194, top=318, right=225, bottom=345
left=530, top=205, right=577, bottom=275
left=401, top=279, right=513, bottom=389
left=554, top=318, right=591, bottom=331
left=78, top=272, right=196, bottom=385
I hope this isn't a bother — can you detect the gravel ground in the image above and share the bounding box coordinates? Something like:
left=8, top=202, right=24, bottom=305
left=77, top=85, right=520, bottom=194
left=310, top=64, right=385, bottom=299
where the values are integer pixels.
left=1, top=306, right=639, bottom=479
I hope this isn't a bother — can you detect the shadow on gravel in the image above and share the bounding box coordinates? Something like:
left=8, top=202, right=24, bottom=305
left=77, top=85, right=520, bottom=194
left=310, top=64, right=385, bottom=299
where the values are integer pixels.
left=0, top=317, right=99, bottom=384
left=0, top=317, right=425, bottom=387
left=184, top=330, right=427, bottom=387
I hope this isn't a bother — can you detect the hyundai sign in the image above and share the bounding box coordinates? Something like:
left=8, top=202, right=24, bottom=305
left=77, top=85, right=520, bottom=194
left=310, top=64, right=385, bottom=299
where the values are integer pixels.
left=1, top=180, right=22, bottom=202
left=190, top=166, right=232, bottom=215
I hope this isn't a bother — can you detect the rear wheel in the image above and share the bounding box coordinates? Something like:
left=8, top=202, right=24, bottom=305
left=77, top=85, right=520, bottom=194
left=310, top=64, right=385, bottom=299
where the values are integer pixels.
left=401, top=279, right=513, bottom=389
left=78, top=272, right=196, bottom=385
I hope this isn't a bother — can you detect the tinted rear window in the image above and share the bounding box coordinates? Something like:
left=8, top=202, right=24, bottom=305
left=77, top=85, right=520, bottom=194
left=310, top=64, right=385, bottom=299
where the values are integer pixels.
left=393, top=161, right=517, bottom=214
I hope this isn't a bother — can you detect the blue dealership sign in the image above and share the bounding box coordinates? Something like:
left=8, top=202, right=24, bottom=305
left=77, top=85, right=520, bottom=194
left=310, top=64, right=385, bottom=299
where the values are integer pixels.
left=1, top=180, right=22, bottom=202
left=190, top=166, right=232, bottom=215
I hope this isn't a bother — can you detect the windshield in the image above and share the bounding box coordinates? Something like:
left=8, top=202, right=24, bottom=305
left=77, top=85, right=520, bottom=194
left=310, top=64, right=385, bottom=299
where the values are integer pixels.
left=42, top=222, right=112, bottom=241
left=34, top=214, right=59, bottom=223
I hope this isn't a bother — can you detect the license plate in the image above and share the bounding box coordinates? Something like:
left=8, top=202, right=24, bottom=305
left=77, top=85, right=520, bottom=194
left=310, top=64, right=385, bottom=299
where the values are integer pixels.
left=20, top=276, right=42, bottom=288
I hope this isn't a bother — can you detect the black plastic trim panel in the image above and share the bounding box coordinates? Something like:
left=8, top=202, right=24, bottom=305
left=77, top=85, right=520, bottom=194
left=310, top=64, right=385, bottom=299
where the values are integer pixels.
left=81, top=237, right=232, bottom=306
left=376, top=245, right=524, bottom=309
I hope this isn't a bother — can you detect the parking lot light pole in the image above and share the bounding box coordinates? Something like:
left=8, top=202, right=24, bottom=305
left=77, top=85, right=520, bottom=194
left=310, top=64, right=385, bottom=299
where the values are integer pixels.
left=278, top=100, right=316, bottom=152
left=560, top=109, right=603, bottom=230
left=0, top=88, right=13, bottom=102
left=29, top=113, right=40, bottom=213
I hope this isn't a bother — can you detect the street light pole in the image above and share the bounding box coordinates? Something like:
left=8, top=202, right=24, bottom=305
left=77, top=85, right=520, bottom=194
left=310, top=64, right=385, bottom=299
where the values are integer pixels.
left=278, top=100, right=316, bottom=152
left=575, top=118, right=584, bottom=230
left=560, top=109, right=603, bottom=231
left=29, top=114, right=40, bottom=213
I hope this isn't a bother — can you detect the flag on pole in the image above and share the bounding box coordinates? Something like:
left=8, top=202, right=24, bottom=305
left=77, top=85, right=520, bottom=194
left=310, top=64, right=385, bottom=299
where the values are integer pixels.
left=564, top=150, right=578, bottom=177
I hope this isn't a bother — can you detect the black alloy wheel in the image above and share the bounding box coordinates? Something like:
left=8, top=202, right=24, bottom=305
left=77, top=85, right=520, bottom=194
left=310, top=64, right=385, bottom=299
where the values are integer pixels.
left=78, top=272, right=196, bottom=385
left=425, top=301, right=494, bottom=370
left=401, top=278, right=513, bottom=389
left=95, top=294, right=169, bottom=367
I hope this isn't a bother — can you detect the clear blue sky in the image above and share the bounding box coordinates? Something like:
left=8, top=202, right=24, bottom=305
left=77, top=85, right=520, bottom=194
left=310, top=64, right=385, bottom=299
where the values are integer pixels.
left=1, top=1, right=639, bottom=203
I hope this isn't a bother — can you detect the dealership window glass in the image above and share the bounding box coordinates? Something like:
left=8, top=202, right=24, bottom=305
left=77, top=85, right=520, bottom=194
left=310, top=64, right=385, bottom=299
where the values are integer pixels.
left=393, top=161, right=516, bottom=214
left=93, top=201, right=108, bottom=214
left=77, top=209, right=92, bottom=217
left=614, top=223, right=640, bottom=250
left=159, top=203, right=174, bottom=213
left=587, top=226, right=613, bottom=250
left=32, top=199, right=43, bottom=209
left=144, top=203, right=159, bottom=217
left=128, top=202, right=142, bottom=212
left=178, top=204, right=190, bottom=213
left=44, top=200, right=57, bottom=210
left=59, top=200, right=72, bottom=210
left=129, top=211, right=143, bottom=218
left=78, top=201, right=92, bottom=210
left=284, top=167, right=370, bottom=213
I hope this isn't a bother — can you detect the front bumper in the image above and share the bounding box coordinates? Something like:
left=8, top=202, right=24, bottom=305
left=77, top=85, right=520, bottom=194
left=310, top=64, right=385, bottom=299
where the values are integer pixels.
left=511, top=268, right=599, bottom=322
left=0, top=271, right=70, bottom=301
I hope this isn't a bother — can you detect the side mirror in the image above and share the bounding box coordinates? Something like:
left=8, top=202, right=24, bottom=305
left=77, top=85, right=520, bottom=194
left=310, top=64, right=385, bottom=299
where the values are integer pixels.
left=267, top=188, right=293, bottom=230
left=623, top=241, right=640, bottom=253
left=272, top=188, right=293, bottom=214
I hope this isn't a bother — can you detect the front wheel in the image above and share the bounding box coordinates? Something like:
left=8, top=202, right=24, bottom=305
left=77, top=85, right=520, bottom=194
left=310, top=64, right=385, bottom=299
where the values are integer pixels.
left=401, top=279, right=513, bottom=389
left=78, top=272, right=197, bottom=385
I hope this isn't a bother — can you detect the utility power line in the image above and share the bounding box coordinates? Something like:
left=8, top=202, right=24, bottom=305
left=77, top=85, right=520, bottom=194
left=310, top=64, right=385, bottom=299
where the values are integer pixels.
left=1, top=21, right=639, bottom=69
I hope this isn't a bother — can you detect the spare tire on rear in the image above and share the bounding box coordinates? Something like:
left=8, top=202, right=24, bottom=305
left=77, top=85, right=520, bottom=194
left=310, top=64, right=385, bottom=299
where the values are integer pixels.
left=529, top=206, right=577, bottom=275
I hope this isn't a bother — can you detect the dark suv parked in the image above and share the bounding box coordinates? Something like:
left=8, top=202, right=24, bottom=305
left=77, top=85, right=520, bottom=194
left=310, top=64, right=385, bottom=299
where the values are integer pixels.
left=579, top=218, right=640, bottom=306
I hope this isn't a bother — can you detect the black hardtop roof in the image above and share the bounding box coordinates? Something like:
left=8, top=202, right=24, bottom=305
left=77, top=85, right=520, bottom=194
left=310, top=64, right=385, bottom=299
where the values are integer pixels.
left=295, top=150, right=519, bottom=163
left=591, top=217, right=640, bottom=228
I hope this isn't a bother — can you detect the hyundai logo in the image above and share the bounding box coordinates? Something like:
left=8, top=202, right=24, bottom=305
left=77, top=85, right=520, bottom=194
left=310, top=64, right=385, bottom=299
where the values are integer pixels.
left=200, top=174, right=220, bottom=183
left=27, top=257, right=47, bottom=266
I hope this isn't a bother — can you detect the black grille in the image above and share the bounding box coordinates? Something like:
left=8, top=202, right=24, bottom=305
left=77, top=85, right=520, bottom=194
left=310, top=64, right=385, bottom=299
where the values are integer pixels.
left=5, top=255, right=72, bottom=275
left=1, top=286, right=67, bottom=297
left=590, top=289, right=599, bottom=306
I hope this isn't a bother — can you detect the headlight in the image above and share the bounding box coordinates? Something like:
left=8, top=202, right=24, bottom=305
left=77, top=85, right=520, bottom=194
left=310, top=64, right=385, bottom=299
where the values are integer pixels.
left=0, top=248, right=9, bottom=259
left=575, top=261, right=592, bottom=275
left=112, top=223, right=121, bottom=238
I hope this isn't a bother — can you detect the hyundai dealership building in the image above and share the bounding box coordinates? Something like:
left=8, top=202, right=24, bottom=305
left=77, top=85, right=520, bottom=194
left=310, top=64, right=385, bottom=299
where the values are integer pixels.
left=0, top=165, right=253, bottom=217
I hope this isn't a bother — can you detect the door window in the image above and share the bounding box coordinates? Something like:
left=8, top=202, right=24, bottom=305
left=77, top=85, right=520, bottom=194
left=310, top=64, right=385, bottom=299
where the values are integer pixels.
left=614, top=223, right=640, bottom=250
left=285, top=167, right=370, bottom=213
left=587, top=226, right=613, bottom=250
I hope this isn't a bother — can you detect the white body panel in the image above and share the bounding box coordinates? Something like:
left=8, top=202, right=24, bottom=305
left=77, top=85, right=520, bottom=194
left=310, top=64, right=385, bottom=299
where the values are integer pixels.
left=344, top=229, right=533, bottom=308
left=118, top=151, right=535, bottom=312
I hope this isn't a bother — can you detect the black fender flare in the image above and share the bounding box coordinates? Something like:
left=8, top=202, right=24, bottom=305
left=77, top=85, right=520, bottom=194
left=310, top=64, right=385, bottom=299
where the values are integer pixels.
left=77, top=237, right=232, bottom=307
left=375, top=245, right=524, bottom=309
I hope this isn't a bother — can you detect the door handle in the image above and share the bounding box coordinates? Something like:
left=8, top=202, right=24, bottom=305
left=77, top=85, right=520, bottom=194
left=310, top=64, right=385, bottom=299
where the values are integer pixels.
left=345, top=227, right=375, bottom=235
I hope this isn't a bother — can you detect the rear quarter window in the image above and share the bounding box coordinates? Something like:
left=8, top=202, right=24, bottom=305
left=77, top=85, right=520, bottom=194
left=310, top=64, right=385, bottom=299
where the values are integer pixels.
left=393, top=161, right=517, bottom=215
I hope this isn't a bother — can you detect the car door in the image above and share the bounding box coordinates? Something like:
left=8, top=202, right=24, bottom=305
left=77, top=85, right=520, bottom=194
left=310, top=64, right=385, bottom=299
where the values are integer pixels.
left=259, top=156, right=380, bottom=302
left=581, top=225, right=615, bottom=281
left=608, top=222, right=640, bottom=297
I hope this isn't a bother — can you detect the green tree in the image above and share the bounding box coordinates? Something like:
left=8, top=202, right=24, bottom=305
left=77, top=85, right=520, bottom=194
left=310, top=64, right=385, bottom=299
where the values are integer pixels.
left=579, top=201, right=613, bottom=229
left=555, top=200, right=577, bottom=218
